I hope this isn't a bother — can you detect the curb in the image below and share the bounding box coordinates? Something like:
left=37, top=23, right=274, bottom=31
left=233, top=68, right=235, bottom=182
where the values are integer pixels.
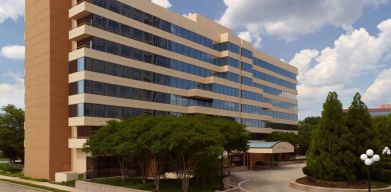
left=238, top=180, right=250, bottom=192
left=289, top=180, right=391, bottom=192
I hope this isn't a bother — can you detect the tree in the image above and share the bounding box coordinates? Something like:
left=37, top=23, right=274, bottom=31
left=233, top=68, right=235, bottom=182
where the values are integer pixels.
left=297, top=116, right=321, bottom=155
left=0, top=105, right=24, bottom=163
left=306, top=92, right=356, bottom=181
left=372, top=114, right=391, bottom=161
left=168, top=115, right=225, bottom=192
left=265, top=132, right=300, bottom=145
left=345, top=93, right=373, bottom=179
left=83, top=120, right=131, bottom=183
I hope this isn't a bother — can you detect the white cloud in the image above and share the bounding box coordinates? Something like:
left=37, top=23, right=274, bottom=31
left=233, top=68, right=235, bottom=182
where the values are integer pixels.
left=290, top=19, right=391, bottom=119
left=0, top=45, right=25, bottom=60
left=363, top=68, right=391, bottom=105
left=217, top=0, right=387, bottom=44
left=0, top=0, right=24, bottom=23
left=0, top=73, right=24, bottom=108
left=151, top=0, right=172, bottom=8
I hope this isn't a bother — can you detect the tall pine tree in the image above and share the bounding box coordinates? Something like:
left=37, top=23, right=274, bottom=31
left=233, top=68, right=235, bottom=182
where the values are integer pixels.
left=306, top=92, right=356, bottom=181
left=346, top=92, right=373, bottom=179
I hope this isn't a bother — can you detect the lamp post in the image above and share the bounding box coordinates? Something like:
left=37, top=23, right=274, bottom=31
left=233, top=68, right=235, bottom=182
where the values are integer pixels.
left=382, top=147, right=390, bottom=169
left=360, top=149, right=380, bottom=192
left=218, top=151, right=228, bottom=191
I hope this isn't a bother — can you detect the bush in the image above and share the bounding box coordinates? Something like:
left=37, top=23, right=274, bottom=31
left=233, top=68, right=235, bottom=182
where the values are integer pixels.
left=0, top=163, right=22, bottom=173
left=302, top=166, right=313, bottom=177
left=374, top=169, right=391, bottom=183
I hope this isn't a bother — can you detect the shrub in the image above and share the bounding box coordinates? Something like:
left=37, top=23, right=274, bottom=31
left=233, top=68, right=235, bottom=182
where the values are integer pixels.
left=0, top=163, right=22, bottom=173
left=374, top=169, right=391, bottom=183
left=302, top=166, right=313, bottom=177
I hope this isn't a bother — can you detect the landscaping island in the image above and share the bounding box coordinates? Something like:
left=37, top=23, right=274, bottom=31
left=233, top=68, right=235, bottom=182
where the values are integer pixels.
left=290, top=177, right=391, bottom=192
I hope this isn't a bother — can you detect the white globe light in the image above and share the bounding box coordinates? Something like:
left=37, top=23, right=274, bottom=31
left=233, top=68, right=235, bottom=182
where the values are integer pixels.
left=373, top=154, right=380, bottom=162
left=360, top=154, right=368, bottom=161
left=386, top=147, right=390, bottom=150
left=388, top=150, right=391, bottom=155
left=365, top=158, right=373, bottom=166
left=366, top=149, right=374, bottom=156
left=223, top=151, right=228, bottom=158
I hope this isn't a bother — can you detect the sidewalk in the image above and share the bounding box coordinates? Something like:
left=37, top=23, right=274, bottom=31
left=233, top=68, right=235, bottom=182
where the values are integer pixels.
left=0, top=175, right=86, bottom=192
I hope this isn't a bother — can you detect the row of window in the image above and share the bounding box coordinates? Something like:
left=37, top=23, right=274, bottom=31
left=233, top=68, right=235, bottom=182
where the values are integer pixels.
left=272, top=100, right=298, bottom=110
left=88, top=14, right=216, bottom=64
left=69, top=103, right=179, bottom=118
left=70, top=80, right=240, bottom=111
left=241, top=118, right=265, bottom=128
left=261, top=85, right=297, bottom=100
left=241, top=62, right=253, bottom=73
left=214, top=42, right=240, bottom=54
left=86, top=37, right=243, bottom=91
left=253, top=70, right=296, bottom=89
left=213, top=72, right=240, bottom=83
left=213, top=57, right=240, bottom=68
left=241, top=90, right=264, bottom=102
left=253, top=57, right=296, bottom=80
left=242, top=104, right=269, bottom=115
left=241, top=48, right=253, bottom=58
left=272, top=111, right=298, bottom=121
left=69, top=57, right=239, bottom=97
left=70, top=103, right=281, bottom=129
left=90, top=0, right=214, bottom=48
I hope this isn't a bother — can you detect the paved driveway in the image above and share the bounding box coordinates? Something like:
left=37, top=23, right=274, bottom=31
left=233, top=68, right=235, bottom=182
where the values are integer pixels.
left=0, top=181, right=44, bottom=192
left=232, top=163, right=305, bottom=192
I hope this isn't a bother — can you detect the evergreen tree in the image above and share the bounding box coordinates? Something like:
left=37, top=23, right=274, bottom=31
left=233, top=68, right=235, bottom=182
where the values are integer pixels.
left=306, top=92, right=356, bottom=181
left=346, top=93, right=373, bottom=179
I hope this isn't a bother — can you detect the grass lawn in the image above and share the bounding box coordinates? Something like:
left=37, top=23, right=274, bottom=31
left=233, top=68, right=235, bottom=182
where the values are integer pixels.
left=52, top=180, right=76, bottom=188
left=0, top=163, right=48, bottom=182
left=0, top=179, right=69, bottom=192
left=297, top=176, right=390, bottom=189
left=90, top=177, right=222, bottom=192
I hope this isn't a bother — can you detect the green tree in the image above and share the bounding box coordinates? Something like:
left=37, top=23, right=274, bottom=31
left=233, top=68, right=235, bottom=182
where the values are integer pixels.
left=265, top=132, right=300, bottom=145
left=346, top=93, right=373, bottom=179
left=0, top=105, right=24, bottom=163
left=168, top=115, right=225, bottom=192
left=306, top=92, right=356, bottom=181
left=83, top=120, right=131, bottom=183
left=372, top=114, right=391, bottom=161
left=297, top=116, right=321, bottom=155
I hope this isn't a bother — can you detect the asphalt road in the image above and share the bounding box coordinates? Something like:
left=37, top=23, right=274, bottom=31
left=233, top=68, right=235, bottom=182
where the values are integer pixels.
left=0, top=181, right=43, bottom=192
left=233, top=163, right=305, bottom=192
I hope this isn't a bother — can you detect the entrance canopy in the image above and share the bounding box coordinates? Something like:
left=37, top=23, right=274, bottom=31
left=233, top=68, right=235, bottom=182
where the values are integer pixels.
left=247, top=140, right=294, bottom=154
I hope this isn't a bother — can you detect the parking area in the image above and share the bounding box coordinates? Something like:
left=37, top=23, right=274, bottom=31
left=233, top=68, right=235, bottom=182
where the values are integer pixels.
left=0, top=181, right=43, bottom=192
left=232, top=163, right=305, bottom=192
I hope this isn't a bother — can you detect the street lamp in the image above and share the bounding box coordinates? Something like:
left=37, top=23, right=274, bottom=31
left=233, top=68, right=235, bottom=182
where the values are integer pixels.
left=218, top=151, right=228, bottom=191
left=360, top=149, right=380, bottom=192
left=382, top=147, right=390, bottom=169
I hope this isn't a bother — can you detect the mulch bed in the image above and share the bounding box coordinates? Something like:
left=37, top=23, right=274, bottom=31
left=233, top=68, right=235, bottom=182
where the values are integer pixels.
left=296, top=176, right=387, bottom=189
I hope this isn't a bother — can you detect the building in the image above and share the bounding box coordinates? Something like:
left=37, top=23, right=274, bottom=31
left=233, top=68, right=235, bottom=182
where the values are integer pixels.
left=25, top=0, right=298, bottom=180
left=343, top=104, right=391, bottom=117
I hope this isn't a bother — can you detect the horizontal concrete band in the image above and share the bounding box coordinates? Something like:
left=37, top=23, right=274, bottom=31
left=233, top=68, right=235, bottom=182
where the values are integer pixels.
left=289, top=180, right=391, bottom=192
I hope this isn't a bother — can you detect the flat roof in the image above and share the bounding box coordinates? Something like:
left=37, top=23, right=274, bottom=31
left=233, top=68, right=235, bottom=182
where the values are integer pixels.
left=249, top=140, right=280, bottom=148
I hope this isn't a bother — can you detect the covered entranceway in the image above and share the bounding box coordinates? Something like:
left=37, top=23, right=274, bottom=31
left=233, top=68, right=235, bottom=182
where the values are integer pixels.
left=229, top=141, right=295, bottom=170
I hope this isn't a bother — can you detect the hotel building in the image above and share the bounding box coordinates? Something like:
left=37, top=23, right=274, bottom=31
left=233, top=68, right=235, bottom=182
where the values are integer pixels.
left=343, top=104, right=391, bottom=117
left=25, top=0, right=298, bottom=180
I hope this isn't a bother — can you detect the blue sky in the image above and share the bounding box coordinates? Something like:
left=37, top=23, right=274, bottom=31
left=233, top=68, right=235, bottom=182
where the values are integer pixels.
left=0, top=0, right=391, bottom=119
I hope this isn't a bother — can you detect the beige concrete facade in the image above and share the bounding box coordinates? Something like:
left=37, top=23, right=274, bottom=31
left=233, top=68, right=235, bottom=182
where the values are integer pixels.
left=25, top=0, right=71, bottom=180
left=25, top=0, right=298, bottom=180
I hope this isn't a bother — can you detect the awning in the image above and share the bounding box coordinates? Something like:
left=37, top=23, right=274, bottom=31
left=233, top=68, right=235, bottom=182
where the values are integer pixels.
left=247, top=140, right=294, bottom=154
